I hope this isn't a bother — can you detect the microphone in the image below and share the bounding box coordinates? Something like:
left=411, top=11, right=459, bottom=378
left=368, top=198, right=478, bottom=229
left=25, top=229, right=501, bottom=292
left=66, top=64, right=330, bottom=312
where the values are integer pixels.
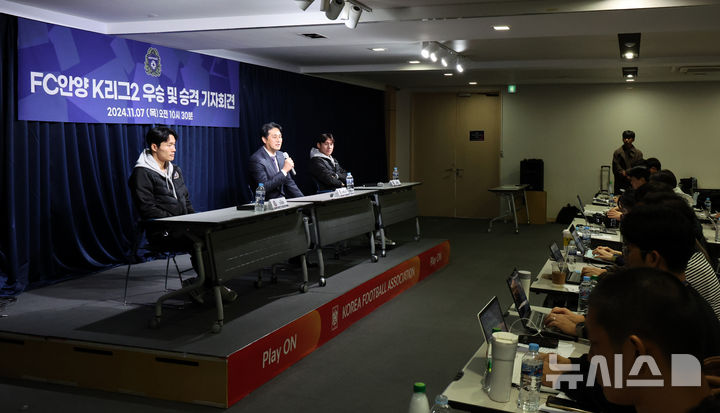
left=284, top=152, right=296, bottom=175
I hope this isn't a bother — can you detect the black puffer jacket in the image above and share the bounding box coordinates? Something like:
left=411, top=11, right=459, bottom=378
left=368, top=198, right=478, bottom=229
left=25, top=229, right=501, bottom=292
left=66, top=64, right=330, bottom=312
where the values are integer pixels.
left=129, top=166, right=194, bottom=220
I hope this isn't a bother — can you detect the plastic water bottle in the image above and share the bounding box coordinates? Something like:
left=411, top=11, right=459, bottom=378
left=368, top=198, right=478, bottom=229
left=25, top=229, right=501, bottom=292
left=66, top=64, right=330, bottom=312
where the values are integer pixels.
left=566, top=240, right=577, bottom=264
left=254, top=183, right=265, bottom=212
left=581, top=227, right=592, bottom=250
left=705, top=197, right=712, bottom=213
left=393, top=166, right=399, bottom=181
left=518, top=343, right=542, bottom=412
left=408, top=382, right=430, bottom=413
left=346, top=172, right=354, bottom=193
left=577, top=276, right=592, bottom=315
left=430, top=394, right=451, bottom=413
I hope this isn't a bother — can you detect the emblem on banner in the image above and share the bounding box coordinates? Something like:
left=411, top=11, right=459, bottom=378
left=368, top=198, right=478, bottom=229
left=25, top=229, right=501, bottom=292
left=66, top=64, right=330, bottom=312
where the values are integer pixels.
left=144, top=47, right=162, bottom=77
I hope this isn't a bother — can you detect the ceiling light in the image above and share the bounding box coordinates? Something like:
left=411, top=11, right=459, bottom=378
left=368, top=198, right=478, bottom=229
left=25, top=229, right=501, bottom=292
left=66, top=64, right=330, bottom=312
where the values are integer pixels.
left=444, top=73, right=453, bottom=77
left=370, top=47, right=386, bottom=52
left=493, top=25, right=510, bottom=31
left=468, top=81, right=477, bottom=85
left=625, top=78, right=635, bottom=82
left=618, top=33, right=641, bottom=60
left=295, top=0, right=315, bottom=11
left=440, top=56, right=448, bottom=67
left=456, top=58, right=464, bottom=73
left=622, top=67, right=638, bottom=80
left=430, top=51, right=438, bottom=62
left=421, top=42, right=432, bottom=59
left=409, top=60, right=421, bottom=64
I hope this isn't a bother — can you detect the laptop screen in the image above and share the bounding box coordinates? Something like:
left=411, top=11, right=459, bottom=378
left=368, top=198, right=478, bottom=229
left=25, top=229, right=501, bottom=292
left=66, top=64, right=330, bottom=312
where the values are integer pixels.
left=549, top=242, right=563, bottom=262
left=506, top=269, right=532, bottom=320
left=477, top=296, right=508, bottom=343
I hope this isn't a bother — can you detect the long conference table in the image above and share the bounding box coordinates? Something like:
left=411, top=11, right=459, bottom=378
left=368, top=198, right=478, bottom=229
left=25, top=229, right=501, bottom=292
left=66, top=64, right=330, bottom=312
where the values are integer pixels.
left=146, top=182, right=422, bottom=332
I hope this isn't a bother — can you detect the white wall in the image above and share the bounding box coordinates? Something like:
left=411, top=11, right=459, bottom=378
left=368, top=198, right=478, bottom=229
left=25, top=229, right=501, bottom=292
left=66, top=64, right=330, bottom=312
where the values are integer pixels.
left=501, top=82, right=720, bottom=218
left=396, top=82, right=720, bottom=219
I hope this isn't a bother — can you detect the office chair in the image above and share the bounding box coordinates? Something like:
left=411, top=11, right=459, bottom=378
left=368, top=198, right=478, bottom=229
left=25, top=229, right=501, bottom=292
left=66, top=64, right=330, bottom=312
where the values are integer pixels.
left=123, top=221, right=192, bottom=305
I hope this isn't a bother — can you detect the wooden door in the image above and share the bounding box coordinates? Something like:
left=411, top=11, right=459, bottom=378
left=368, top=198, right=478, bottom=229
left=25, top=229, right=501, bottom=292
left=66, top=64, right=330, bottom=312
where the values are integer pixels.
left=411, top=92, right=501, bottom=218
left=455, top=94, right=501, bottom=218
left=411, top=93, right=456, bottom=217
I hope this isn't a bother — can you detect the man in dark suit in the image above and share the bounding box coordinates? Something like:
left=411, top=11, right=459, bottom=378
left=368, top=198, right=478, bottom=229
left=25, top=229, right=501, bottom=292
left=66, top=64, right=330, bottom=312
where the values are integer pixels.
left=249, top=122, right=303, bottom=199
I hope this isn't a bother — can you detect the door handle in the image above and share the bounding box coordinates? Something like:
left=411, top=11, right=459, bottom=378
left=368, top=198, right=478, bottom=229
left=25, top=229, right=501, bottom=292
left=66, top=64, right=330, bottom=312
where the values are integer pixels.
left=455, top=168, right=464, bottom=177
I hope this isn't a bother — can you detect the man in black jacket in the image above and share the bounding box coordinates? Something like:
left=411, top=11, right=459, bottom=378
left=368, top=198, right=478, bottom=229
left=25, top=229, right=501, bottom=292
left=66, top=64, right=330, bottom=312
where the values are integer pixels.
left=309, top=133, right=347, bottom=192
left=129, top=126, right=236, bottom=304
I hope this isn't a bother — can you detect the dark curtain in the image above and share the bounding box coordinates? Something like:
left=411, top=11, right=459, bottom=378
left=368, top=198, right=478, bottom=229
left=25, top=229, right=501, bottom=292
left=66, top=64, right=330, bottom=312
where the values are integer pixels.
left=0, top=14, right=387, bottom=295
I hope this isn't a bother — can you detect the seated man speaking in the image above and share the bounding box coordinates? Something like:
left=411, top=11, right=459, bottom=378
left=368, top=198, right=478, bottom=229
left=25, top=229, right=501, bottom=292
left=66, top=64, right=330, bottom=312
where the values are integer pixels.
left=249, top=122, right=303, bottom=200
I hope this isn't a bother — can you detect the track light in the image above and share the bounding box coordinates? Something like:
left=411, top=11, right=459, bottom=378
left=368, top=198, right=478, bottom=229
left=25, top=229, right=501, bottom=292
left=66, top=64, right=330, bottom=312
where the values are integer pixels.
left=456, top=58, right=464, bottom=73
left=421, top=42, right=432, bottom=59
left=325, top=0, right=344, bottom=20
left=419, top=41, right=468, bottom=73
left=295, top=0, right=315, bottom=11
left=298, top=0, right=371, bottom=29
left=345, top=4, right=362, bottom=28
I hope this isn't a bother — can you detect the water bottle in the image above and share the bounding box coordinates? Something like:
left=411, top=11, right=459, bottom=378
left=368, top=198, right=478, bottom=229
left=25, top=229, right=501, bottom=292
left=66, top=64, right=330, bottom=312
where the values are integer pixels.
left=430, top=394, right=451, bottom=413
left=254, top=183, right=265, bottom=212
left=705, top=197, right=712, bottom=213
left=566, top=240, right=577, bottom=264
left=517, top=343, right=542, bottom=412
left=393, top=166, right=399, bottom=181
left=582, top=226, right=592, bottom=250
left=346, top=172, right=354, bottom=193
left=577, top=276, right=592, bottom=315
left=408, top=382, right=430, bottom=413
left=483, top=327, right=502, bottom=391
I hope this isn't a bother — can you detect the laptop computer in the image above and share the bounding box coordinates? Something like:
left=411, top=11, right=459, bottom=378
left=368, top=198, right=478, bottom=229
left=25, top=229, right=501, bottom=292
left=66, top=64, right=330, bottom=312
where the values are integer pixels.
left=576, top=195, right=617, bottom=235
left=478, top=296, right=558, bottom=349
left=548, top=242, right=582, bottom=284
left=569, top=225, right=614, bottom=265
left=477, top=295, right=509, bottom=343
left=506, top=269, right=575, bottom=340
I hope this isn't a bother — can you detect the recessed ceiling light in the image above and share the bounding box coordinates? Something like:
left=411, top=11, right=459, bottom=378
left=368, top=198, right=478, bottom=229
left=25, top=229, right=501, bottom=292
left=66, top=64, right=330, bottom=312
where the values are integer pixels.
left=493, top=25, right=510, bottom=31
left=624, top=51, right=635, bottom=60
left=444, top=73, right=453, bottom=77
left=408, top=60, right=421, bottom=64
left=625, top=78, right=635, bottom=82
left=468, top=81, right=477, bottom=85
left=370, top=47, right=386, bottom=52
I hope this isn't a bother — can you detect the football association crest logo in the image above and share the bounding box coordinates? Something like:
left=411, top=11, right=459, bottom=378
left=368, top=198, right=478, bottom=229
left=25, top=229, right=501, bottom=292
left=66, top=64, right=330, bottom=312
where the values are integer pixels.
left=144, top=47, right=162, bottom=77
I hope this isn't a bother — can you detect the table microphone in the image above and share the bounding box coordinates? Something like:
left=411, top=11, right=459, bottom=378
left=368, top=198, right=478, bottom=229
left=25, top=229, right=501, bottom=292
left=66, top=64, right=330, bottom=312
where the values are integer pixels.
left=284, top=152, right=296, bottom=175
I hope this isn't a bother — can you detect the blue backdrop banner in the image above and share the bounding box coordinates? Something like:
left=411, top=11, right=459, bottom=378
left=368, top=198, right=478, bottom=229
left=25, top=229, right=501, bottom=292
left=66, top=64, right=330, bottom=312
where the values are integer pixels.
left=17, top=17, right=239, bottom=127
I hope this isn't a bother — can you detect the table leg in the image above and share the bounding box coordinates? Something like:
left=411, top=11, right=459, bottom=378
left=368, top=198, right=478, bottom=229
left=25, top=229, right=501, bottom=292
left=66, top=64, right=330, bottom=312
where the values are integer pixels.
left=523, top=189, right=530, bottom=224
left=510, top=193, right=519, bottom=233
left=212, top=285, right=223, bottom=333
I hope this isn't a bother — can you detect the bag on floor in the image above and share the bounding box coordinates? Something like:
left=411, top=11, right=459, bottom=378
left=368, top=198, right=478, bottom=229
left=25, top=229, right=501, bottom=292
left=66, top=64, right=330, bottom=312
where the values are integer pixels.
left=555, top=204, right=579, bottom=224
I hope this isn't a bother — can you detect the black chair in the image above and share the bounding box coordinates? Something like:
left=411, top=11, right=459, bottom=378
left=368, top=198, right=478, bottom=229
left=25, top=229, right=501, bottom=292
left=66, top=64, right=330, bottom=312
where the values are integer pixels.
left=123, top=221, right=192, bottom=305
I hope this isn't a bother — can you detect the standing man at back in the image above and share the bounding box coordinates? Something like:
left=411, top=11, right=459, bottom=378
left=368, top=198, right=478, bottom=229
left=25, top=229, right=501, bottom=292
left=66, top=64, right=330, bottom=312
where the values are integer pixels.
left=249, top=122, right=303, bottom=200
left=612, top=130, right=643, bottom=194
